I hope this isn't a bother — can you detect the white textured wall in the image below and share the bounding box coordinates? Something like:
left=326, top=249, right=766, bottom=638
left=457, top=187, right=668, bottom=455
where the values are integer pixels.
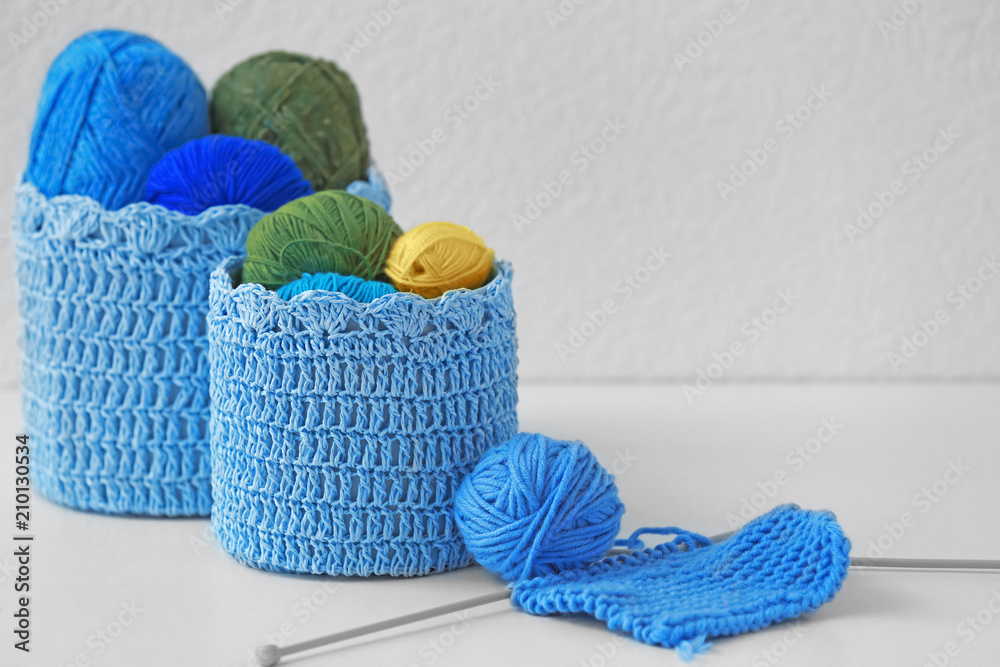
left=2, top=0, right=998, bottom=386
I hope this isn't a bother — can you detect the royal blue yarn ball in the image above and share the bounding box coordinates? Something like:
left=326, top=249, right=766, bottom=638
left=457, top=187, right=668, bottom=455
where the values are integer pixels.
left=275, top=272, right=397, bottom=302
left=455, top=432, right=625, bottom=582
left=25, top=30, right=209, bottom=210
left=145, top=135, right=314, bottom=215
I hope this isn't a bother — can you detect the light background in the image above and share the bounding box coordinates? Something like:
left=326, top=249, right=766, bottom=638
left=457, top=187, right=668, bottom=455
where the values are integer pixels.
left=1, top=0, right=998, bottom=385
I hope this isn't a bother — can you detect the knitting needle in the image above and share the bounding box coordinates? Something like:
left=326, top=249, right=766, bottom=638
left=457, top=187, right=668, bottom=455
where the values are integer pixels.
left=850, top=557, right=1000, bottom=571
left=256, top=532, right=736, bottom=664
left=711, top=531, right=1000, bottom=571
left=254, top=533, right=1000, bottom=666
left=254, top=590, right=512, bottom=666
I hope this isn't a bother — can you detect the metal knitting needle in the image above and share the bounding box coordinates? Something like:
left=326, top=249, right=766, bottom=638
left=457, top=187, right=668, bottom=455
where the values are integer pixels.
left=705, top=532, right=1000, bottom=571
left=849, top=557, right=1000, bottom=571
left=255, top=535, right=728, bottom=665
left=254, top=531, right=1000, bottom=666
left=255, top=590, right=512, bottom=666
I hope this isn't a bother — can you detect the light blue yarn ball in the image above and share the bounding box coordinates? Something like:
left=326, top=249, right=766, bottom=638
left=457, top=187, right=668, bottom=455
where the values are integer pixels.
left=145, top=135, right=313, bottom=215
left=25, top=30, right=209, bottom=210
left=455, top=432, right=625, bottom=582
left=346, top=164, right=392, bottom=212
left=275, top=272, right=397, bottom=302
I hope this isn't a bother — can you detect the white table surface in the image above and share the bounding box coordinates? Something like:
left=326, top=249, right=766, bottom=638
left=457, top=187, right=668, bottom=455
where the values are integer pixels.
left=4, top=382, right=999, bottom=667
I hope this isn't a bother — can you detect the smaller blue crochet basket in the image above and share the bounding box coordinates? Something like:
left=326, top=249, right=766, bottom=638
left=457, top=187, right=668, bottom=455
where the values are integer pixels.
left=13, top=182, right=262, bottom=516
left=208, top=258, right=519, bottom=576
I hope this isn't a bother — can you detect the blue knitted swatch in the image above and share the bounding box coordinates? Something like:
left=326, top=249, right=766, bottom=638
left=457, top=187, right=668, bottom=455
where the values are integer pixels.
left=512, top=505, right=851, bottom=649
left=13, top=182, right=262, bottom=515
left=208, top=259, right=518, bottom=576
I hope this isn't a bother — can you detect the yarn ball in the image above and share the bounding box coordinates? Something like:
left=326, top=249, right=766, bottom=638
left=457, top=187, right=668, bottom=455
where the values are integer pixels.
left=346, top=164, right=392, bottom=213
left=454, top=432, right=625, bottom=582
left=243, top=190, right=403, bottom=290
left=385, top=222, right=495, bottom=298
left=210, top=51, right=368, bottom=192
left=145, top=135, right=313, bottom=215
left=25, top=30, right=209, bottom=210
left=276, top=272, right=397, bottom=302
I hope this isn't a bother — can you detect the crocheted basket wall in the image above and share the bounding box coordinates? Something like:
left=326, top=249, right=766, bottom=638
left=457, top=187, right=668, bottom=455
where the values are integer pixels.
left=13, top=181, right=263, bottom=516
left=208, top=257, right=519, bottom=576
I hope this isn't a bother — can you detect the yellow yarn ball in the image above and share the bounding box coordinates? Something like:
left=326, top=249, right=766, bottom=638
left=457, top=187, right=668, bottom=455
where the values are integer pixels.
left=385, top=222, right=495, bottom=298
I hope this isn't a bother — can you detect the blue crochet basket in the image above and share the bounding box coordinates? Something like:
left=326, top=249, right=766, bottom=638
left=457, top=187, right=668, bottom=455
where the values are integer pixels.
left=208, top=258, right=519, bottom=576
left=13, top=166, right=392, bottom=517
left=13, top=181, right=262, bottom=516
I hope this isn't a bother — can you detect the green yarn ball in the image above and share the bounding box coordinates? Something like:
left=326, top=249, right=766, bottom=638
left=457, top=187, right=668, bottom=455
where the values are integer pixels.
left=243, top=190, right=403, bottom=291
left=210, top=51, right=369, bottom=192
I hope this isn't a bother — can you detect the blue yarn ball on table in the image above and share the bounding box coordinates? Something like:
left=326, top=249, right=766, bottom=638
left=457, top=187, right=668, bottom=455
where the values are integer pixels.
left=275, top=272, right=397, bottom=302
left=25, top=30, right=209, bottom=210
left=455, top=432, right=625, bottom=582
left=145, top=135, right=314, bottom=215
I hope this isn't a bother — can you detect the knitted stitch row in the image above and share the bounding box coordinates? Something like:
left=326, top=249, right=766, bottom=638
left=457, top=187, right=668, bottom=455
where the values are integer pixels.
left=13, top=181, right=262, bottom=515
left=208, top=258, right=519, bottom=576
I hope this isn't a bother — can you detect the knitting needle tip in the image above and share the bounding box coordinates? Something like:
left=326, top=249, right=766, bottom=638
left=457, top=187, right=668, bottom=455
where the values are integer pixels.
left=256, top=644, right=280, bottom=666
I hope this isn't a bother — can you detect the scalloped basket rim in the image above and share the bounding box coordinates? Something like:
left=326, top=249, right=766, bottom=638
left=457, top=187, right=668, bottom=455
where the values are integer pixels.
left=15, top=162, right=389, bottom=236
left=14, top=179, right=267, bottom=232
left=213, top=255, right=514, bottom=315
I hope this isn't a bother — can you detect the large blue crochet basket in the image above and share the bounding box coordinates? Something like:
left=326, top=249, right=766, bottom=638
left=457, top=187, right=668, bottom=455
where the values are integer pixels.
left=13, top=181, right=262, bottom=516
left=208, top=258, right=519, bottom=576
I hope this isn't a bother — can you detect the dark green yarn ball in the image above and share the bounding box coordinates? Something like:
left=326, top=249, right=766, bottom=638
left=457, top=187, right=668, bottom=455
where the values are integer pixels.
left=210, top=51, right=369, bottom=192
left=243, top=190, right=403, bottom=291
